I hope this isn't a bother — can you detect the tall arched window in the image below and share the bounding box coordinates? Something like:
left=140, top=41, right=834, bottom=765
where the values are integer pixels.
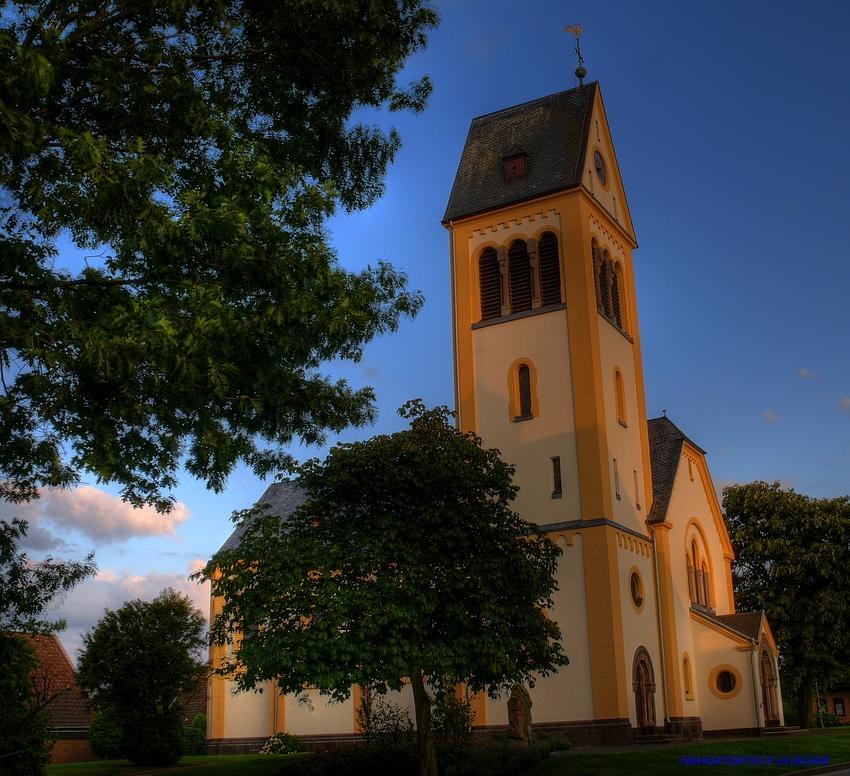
left=508, top=239, right=532, bottom=313
left=611, top=262, right=623, bottom=329
left=683, top=655, right=694, bottom=699
left=614, top=368, right=627, bottom=426
left=538, top=231, right=562, bottom=306
left=518, top=365, right=532, bottom=418
left=479, top=247, right=501, bottom=321
left=598, top=251, right=610, bottom=316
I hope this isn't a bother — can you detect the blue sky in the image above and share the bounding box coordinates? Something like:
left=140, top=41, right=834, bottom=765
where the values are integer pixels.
left=7, top=1, right=849, bottom=658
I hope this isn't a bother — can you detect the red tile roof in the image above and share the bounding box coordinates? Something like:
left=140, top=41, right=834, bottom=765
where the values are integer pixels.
left=26, top=634, right=91, bottom=730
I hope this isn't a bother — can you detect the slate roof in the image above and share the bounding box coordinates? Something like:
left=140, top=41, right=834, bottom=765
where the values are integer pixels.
left=27, top=633, right=91, bottom=730
left=442, top=83, right=597, bottom=223
left=218, top=480, right=306, bottom=553
left=647, top=415, right=705, bottom=524
left=692, top=610, right=766, bottom=643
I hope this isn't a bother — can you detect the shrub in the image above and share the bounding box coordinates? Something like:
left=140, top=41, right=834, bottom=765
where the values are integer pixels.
left=534, top=730, right=571, bottom=751
left=182, top=712, right=208, bottom=756
left=356, top=688, right=414, bottom=750
left=432, top=690, right=475, bottom=744
left=815, top=711, right=842, bottom=728
left=260, top=731, right=302, bottom=755
left=88, top=709, right=125, bottom=760
left=124, top=705, right=185, bottom=766
left=183, top=724, right=206, bottom=755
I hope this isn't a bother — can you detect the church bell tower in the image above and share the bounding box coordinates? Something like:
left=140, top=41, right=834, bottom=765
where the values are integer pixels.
left=442, top=82, right=657, bottom=730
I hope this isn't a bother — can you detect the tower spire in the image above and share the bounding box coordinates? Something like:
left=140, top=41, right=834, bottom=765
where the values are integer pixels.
left=565, top=23, right=587, bottom=85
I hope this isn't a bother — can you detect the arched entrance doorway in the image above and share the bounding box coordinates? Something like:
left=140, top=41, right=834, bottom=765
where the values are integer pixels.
left=632, top=647, right=657, bottom=735
left=760, top=649, right=780, bottom=727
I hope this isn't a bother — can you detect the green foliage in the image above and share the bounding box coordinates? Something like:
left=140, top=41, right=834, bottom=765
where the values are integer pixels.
left=202, top=401, right=567, bottom=776
left=0, top=633, right=55, bottom=776
left=432, top=690, right=475, bottom=744
left=76, top=588, right=207, bottom=767
left=0, top=0, right=437, bottom=511
left=0, top=522, right=93, bottom=775
left=259, top=732, right=302, bottom=755
left=814, top=711, right=842, bottom=728
left=723, top=481, right=850, bottom=729
left=356, top=686, right=415, bottom=750
left=190, top=712, right=207, bottom=732
left=182, top=724, right=206, bottom=757
left=0, top=518, right=95, bottom=633
left=88, top=710, right=126, bottom=760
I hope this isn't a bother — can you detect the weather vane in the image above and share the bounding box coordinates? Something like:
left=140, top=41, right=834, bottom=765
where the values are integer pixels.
left=565, top=23, right=587, bottom=86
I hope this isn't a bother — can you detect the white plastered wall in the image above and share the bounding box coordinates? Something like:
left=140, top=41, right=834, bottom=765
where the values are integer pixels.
left=472, top=309, right=580, bottom=526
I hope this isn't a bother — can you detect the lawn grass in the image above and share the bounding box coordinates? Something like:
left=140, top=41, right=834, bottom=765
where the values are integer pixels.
left=46, top=753, right=309, bottom=776
left=526, top=732, right=850, bottom=775
left=46, top=732, right=850, bottom=776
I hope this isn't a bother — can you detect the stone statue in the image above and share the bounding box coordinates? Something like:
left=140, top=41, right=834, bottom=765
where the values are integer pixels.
left=506, top=683, right=533, bottom=745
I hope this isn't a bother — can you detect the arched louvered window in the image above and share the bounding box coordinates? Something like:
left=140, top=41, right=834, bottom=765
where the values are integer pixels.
left=508, top=240, right=532, bottom=313
left=538, top=231, right=562, bottom=306
left=479, top=247, right=501, bottom=321
left=598, top=252, right=611, bottom=317
left=518, top=364, right=532, bottom=418
left=611, top=263, right=623, bottom=328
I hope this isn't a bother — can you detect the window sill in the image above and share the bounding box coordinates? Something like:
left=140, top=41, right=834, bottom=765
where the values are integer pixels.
left=513, top=414, right=534, bottom=423
left=551, top=492, right=563, bottom=500
left=474, top=302, right=566, bottom=329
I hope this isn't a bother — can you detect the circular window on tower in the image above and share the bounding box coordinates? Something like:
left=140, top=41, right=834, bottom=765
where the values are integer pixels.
left=628, top=567, right=644, bottom=613
left=709, top=665, right=742, bottom=699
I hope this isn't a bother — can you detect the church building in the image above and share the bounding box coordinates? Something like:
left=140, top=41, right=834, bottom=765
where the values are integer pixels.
left=206, top=80, right=783, bottom=750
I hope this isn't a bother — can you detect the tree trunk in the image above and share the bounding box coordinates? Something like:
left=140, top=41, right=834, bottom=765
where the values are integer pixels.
left=797, top=679, right=814, bottom=729
left=410, top=669, right=437, bottom=776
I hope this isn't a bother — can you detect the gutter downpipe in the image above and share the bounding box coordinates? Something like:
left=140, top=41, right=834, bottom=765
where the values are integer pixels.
left=448, top=220, right=461, bottom=429
left=647, top=522, right=671, bottom=730
left=750, top=640, right=763, bottom=735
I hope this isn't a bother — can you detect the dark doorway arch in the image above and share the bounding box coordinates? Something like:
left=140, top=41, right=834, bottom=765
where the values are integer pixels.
left=760, top=648, right=780, bottom=727
left=632, top=647, right=657, bottom=734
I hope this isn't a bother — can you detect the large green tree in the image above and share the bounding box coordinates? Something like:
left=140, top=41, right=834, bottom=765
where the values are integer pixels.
left=0, top=0, right=437, bottom=511
left=201, top=401, right=568, bottom=776
left=723, top=481, right=850, bottom=728
left=0, top=518, right=96, bottom=774
left=76, top=587, right=207, bottom=766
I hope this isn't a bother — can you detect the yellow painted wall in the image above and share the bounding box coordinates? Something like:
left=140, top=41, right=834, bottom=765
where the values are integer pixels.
left=690, top=621, right=759, bottom=731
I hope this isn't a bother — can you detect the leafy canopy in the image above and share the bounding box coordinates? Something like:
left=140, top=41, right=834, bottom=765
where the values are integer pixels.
left=0, top=0, right=437, bottom=510
left=76, top=587, right=207, bottom=766
left=723, top=481, right=850, bottom=727
left=201, top=401, right=568, bottom=776
left=0, top=517, right=96, bottom=633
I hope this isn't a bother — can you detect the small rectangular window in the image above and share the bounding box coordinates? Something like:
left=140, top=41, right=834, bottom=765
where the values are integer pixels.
left=633, top=470, right=641, bottom=511
left=551, top=457, right=562, bottom=498
left=835, top=698, right=846, bottom=717
left=613, top=458, right=621, bottom=501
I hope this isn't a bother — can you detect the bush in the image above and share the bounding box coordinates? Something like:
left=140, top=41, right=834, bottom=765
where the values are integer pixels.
left=355, top=688, right=414, bottom=750
left=303, top=745, right=418, bottom=776
left=183, top=724, right=206, bottom=756
left=534, top=730, right=571, bottom=751
left=815, top=711, right=842, bottom=728
left=124, top=706, right=186, bottom=766
left=432, top=690, right=475, bottom=744
left=88, top=710, right=126, bottom=760
left=260, top=731, right=302, bottom=755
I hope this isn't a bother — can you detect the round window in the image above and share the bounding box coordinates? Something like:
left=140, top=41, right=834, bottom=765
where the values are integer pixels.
left=716, top=670, right=737, bottom=694
left=630, top=571, right=643, bottom=607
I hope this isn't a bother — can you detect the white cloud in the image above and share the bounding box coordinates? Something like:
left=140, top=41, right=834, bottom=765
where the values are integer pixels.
left=53, top=564, right=210, bottom=660
left=0, top=485, right=190, bottom=546
left=798, top=367, right=818, bottom=380
left=840, top=398, right=850, bottom=417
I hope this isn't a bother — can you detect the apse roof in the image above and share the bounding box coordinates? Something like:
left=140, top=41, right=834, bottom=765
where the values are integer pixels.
left=442, top=83, right=597, bottom=223
left=218, top=480, right=305, bottom=552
